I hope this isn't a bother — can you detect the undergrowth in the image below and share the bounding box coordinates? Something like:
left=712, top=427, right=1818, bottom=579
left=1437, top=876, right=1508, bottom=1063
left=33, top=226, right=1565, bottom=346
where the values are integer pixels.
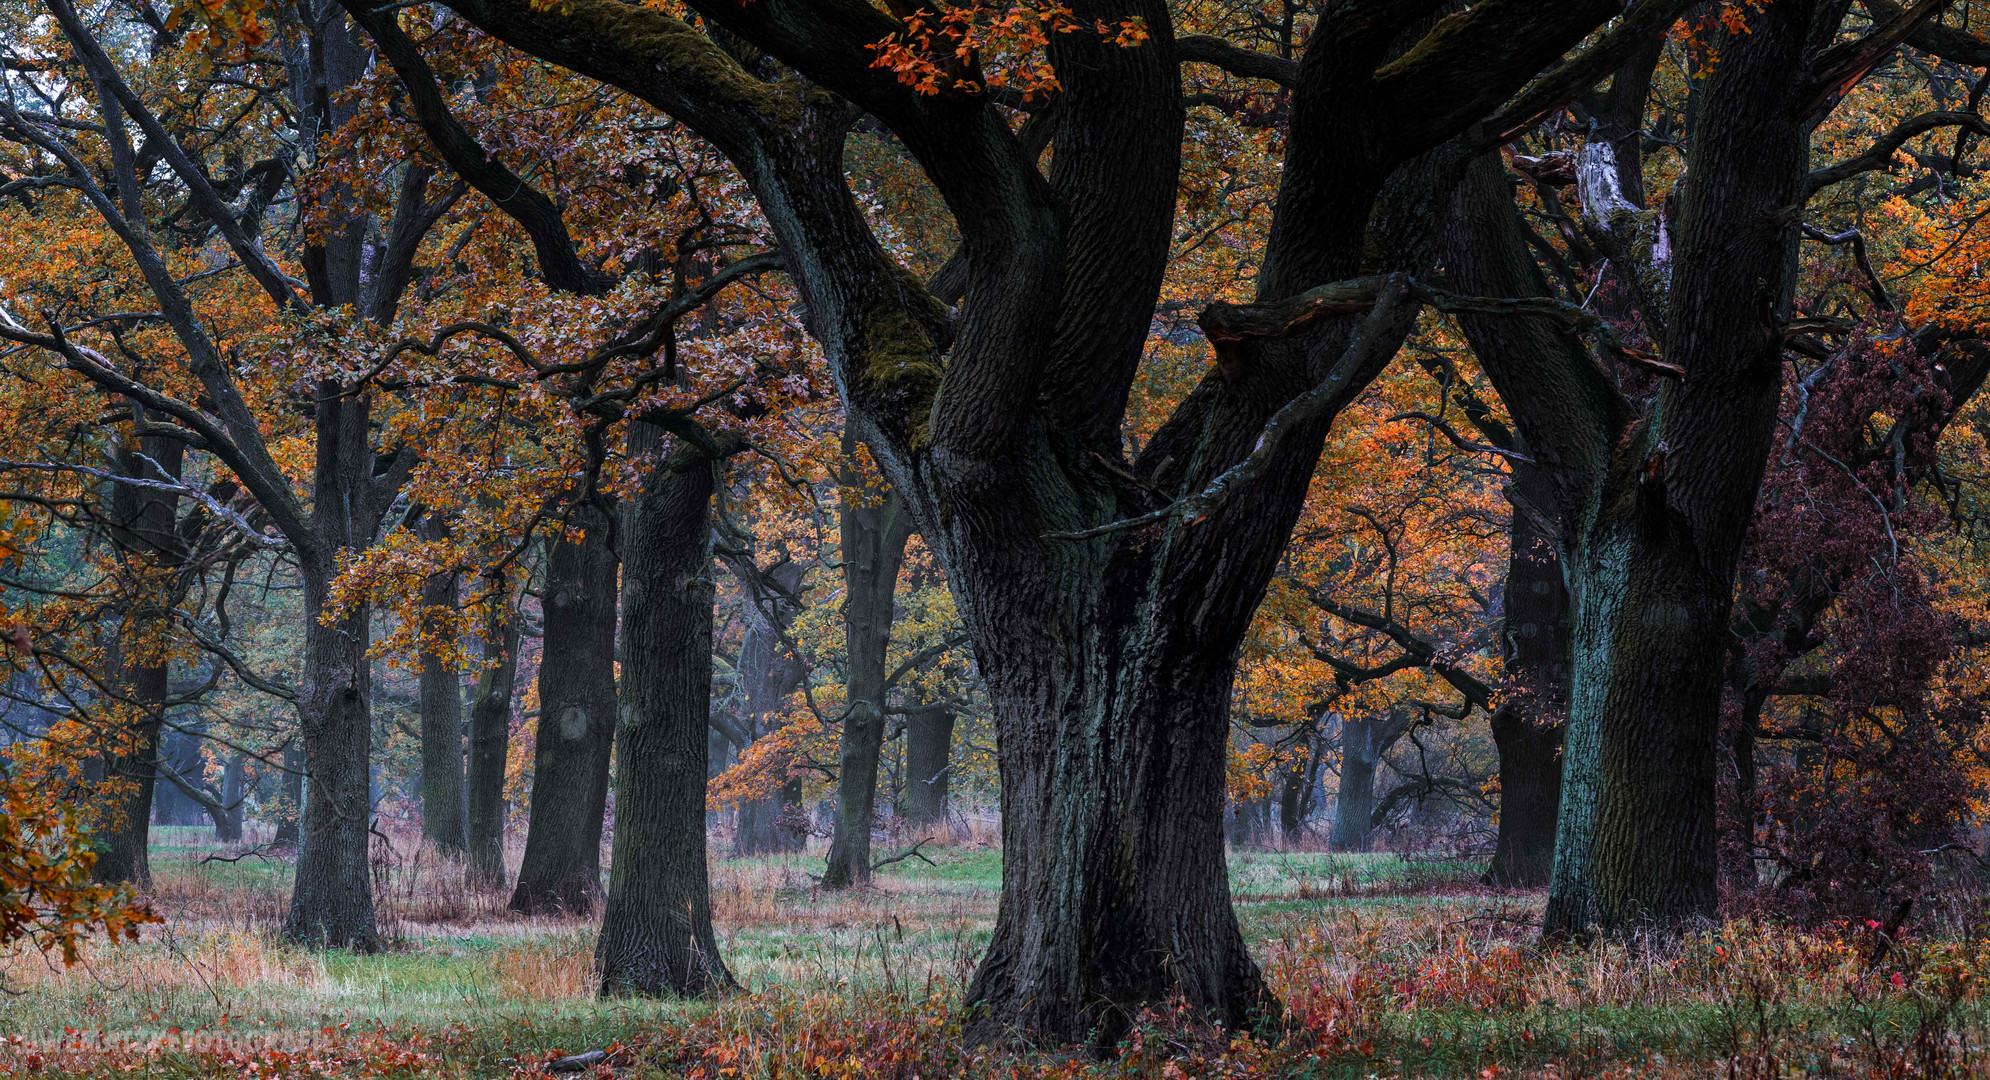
left=7, top=835, right=1990, bottom=1078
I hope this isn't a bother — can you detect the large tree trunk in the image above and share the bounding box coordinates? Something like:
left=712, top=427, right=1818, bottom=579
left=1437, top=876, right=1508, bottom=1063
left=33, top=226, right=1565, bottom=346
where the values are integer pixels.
left=91, top=433, right=186, bottom=886
left=511, top=507, right=618, bottom=914
left=417, top=555, right=468, bottom=857
left=465, top=600, right=521, bottom=888
left=279, top=3, right=410, bottom=950
left=596, top=423, right=731, bottom=996
left=902, top=706, right=954, bottom=830
left=419, top=0, right=1626, bottom=1043
left=822, top=474, right=914, bottom=889
left=1539, top=7, right=1812, bottom=939
left=1484, top=467, right=1568, bottom=887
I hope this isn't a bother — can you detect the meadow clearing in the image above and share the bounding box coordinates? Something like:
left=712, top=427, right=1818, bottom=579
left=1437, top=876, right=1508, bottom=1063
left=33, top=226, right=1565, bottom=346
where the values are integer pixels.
left=3, top=827, right=1989, bottom=1079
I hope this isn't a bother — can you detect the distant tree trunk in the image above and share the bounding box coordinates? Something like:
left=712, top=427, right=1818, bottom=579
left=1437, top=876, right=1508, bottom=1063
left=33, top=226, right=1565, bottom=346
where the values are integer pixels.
left=1484, top=467, right=1568, bottom=887
left=275, top=739, right=302, bottom=847
left=1332, top=712, right=1416, bottom=853
left=512, top=507, right=618, bottom=914
left=902, top=706, right=954, bottom=830
left=596, top=422, right=732, bottom=996
left=417, top=546, right=468, bottom=857
left=1277, top=752, right=1308, bottom=844
left=213, top=755, right=246, bottom=843
left=728, top=561, right=807, bottom=857
left=822, top=469, right=915, bottom=890
left=1330, top=718, right=1380, bottom=853
left=465, top=595, right=521, bottom=888
left=92, top=432, right=186, bottom=886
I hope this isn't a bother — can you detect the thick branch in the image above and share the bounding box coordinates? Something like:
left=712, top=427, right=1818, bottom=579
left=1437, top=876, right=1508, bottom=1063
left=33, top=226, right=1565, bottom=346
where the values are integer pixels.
left=1176, top=35, right=1297, bottom=86
left=340, top=0, right=611, bottom=296
left=1804, top=109, right=1990, bottom=196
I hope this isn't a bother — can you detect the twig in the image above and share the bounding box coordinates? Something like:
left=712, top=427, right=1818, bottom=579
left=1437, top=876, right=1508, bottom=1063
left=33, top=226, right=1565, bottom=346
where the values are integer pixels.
left=872, top=836, right=938, bottom=871
left=198, top=844, right=279, bottom=865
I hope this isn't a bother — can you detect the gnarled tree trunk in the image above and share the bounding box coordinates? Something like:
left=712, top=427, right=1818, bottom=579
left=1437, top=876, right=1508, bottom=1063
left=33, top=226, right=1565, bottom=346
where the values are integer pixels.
left=512, top=506, right=618, bottom=914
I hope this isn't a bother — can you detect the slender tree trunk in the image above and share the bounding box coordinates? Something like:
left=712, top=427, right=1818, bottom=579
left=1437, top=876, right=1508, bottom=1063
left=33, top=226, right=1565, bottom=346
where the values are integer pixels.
left=903, top=707, right=954, bottom=830
left=823, top=472, right=914, bottom=889
left=1721, top=688, right=1765, bottom=894
left=1484, top=467, right=1568, bottom=887
left=596, top=423, right=731, bottom=996
left=512, top=508, right=618, bottom=913
left=465, top=598, right=520, bottom=888
left=418, top=557, right=468, bottom=857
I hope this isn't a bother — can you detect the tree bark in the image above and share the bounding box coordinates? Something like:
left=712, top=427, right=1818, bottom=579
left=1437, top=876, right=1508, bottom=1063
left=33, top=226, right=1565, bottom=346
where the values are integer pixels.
left=417, top=549, right=468, bottom=857
left=1432, top=6, right=1828, bottom=938
left=822, top=471, right=915, bottom=889
left=1541, top=7, right=1816, bottom=939
left=91, top=433, right=186, bottom=886
left=512, top=507, right=618, bottom=914
left=279, top=2, right=424, bottom=951
left=275, top=739, right=302, bottom=847
left=596, top=422, right=732, bottom=996
left=1484, top=467, right=1568, bottom=888
left=727, top=561, right=807, bottom=857
left=902, top=706, right=954, bottom=829
left=283, top=550, right=381, bottom=950
left=215, top=755, right=246, bottom=843
left=1330, top=715, right=1394, bottom=852
left=465, top=594, right=520, bottom=888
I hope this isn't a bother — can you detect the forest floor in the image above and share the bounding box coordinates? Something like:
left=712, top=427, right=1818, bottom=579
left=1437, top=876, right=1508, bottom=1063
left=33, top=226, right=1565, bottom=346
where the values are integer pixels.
left=3, top=827, right=1988, bottom=1078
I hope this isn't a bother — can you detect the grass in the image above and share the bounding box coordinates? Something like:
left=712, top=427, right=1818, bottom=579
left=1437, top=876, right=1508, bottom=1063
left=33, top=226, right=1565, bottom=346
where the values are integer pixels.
left=6, top=829, right=1990, bottom=1078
